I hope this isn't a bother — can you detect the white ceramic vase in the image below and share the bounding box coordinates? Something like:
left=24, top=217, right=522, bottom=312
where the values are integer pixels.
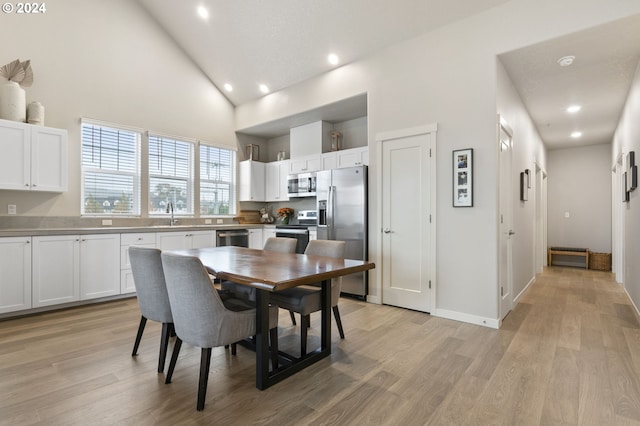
left=0, top=81, right=26, bottom=122
left=27, top=101, right=44, bottom=125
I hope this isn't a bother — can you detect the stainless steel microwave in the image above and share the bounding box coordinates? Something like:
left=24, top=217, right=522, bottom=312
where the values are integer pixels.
left=287, top=172, right=316, bottom=197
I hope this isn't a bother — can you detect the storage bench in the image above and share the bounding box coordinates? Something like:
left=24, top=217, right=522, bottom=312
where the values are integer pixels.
left=547, top=247, right=589, bottom=269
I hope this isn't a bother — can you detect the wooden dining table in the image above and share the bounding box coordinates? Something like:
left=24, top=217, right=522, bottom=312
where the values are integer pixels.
left=167, top=246, right=375, bottom=390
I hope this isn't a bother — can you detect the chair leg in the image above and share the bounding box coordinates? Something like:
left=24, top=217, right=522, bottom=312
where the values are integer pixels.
left=300, top=314, right=309, bottom=356
left=270, top=327, right=279, bottom=370
left=197, top=347, right=212, bottom=411
left=132, top=316, right=147, bottom=356
left=165, top=337, right=182, bottom=384
left=231, top=343, right=237, bottom=355
left=158, top=322, right=171, bottom=373
left=332, top=306, right=345, bottom=339
left=289, top=310, right=297, bottom=325
left=169, top=322, right=176, bottom=338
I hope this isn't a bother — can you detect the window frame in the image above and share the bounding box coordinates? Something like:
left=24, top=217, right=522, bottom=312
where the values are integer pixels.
left=80, top=120, right=142, bottom=217
left=148, top=133, right=196, bottom=216
left=199, top=143, right=237, bottom=217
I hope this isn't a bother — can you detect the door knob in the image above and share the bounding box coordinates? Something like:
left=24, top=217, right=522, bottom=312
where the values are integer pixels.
left=383, top=228, right=392, bottom=234
left=508, top=230, right=515, bottom=236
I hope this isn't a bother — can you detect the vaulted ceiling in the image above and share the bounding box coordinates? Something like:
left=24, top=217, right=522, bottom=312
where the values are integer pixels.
left=136, top=1, right=640, bottom=149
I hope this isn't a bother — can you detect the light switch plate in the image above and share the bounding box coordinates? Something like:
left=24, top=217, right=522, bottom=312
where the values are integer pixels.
left=205, top=219, right=212, bottom=224
left=102, top=219, right=113, bottom=226
left=7, top=204, right=16, bottom=215
left=217, top=219, right=224, bottom=224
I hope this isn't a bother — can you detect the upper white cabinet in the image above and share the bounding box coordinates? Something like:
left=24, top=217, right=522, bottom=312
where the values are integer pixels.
left=0, top=119, right=68, bottom=192
left=321, top=152, right=337, bottom=170
left=0, top=237, right=32, bottom=314
left=265, top=160, right=290, bottom=201
left=238, top=160, right=265, bottom=201
left=289, top=121, right=332, bottom=158
left=289, top=155, right=321, bottom=174
left=337, top=146, right=369, bottom=168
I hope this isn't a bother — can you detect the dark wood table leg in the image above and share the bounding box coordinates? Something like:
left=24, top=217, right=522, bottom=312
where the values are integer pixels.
left=320, top=279, right=331, bottom=351
left=255, top=288, right=270, bottom=390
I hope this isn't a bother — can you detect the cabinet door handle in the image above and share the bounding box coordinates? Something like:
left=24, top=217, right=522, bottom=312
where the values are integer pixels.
left=25, top=240, right=31, bottom=244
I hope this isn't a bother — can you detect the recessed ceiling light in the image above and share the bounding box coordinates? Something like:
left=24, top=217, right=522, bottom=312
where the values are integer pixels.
left=197, top=6, right=209, bottom=20
left=328, top=53, right=339, bottom=65
left=557, top=55, right=575, bottom=67
left=567, top=105, right=581, bottom=113
left=259, top=84, right=269, bottom=94
left=224, top=83, right=233, bottom=92
left=571, top=131, right=582, bottom=138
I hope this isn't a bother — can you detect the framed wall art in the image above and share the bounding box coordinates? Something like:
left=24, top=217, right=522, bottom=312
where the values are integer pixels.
left=453, top=148, right=473, bottom=207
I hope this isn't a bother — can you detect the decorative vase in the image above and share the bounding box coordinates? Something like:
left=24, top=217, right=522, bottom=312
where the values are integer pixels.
left=27, top=101, right=44, bottom=125
left=0, top=81, right=26, bottom=122
left=282, top=216, right=290, bottom=225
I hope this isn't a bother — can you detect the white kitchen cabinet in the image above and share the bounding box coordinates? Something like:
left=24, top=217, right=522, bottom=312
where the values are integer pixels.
left=265, top=160, right=290, bottom=202
left=0, top=119, right=68, bottom=192
left=157, top=230, right=216, bottom=251
left=32, top=234, right=120, bottom=307
left=0, top=237, right=32, bottom=313
left=80, top=234, right=121, bottom=300
left=321, top=152, right=337, bottom=170
left=336, top=146, right=369, bottom=168
left=249, top=228, right=263, bottom=249
left=262, top=226, right=276, bottom=246
left=290, top=121, right=332, bottom=157
left=309, top=230, right=317, bottom=241
left=120, top=232, right=157, bottom=294
left=238, top=160, right=265, bottom=201
left=289, top=155, right=321, bottom=174
left=32, top=235, right=79, bottom=307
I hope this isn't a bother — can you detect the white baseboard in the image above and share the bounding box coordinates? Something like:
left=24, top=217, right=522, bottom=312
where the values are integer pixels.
left=434, top=308, right=499, bottom=329
left=514, top=275, right=536, bottom=303
left=366, top=295, right=381, bottom=304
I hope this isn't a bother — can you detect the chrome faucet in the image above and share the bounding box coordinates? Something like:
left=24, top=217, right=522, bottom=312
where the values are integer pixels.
left=166, top=201, right=178, bottom=226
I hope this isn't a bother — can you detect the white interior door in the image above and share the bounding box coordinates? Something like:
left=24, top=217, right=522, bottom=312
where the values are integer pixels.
left=379, top=127, right=435, bottom=313
left=499, top=118, right=514, bottom=320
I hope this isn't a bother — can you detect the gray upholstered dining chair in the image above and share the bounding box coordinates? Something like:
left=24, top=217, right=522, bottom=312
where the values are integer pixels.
left=220, top=237, right=297, bottom=302
left=269, top=240, right=346, bottom=356
left=160, top=252, right=279, bottom=411
left=129, top=246, right=174, bottom=373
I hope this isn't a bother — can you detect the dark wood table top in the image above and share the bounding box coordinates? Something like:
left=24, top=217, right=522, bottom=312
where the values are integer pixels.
left=169, top=246, right=375, bottom=292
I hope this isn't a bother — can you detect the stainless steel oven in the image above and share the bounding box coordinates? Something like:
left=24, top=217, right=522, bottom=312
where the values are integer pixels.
left=216, top=229, right=249, bottom=247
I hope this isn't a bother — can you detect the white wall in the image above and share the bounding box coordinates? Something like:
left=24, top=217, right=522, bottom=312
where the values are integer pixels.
left=235, top=0, right=640, bottom=323
left=613, top=61, right=640, bottom=310
left=0, top=0, right=235, bottom=217
left=496, top=59, right=547, bottom=299
left=547, top=144, right=612, bottom=266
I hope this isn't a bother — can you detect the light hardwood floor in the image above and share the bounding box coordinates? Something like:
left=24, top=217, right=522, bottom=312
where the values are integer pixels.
left=2, top=267, right=640, bottom=425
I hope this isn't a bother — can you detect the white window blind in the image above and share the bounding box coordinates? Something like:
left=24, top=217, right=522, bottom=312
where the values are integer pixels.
left=81, top=123, right=140, bottom=215
left=200, top=144, right=236, bottom=216
left=149, top=135, right=194, bottom=214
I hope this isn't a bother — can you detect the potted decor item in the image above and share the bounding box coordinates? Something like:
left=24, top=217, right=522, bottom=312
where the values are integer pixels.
left=0, top=59, right=33, bottom=122
left=277, top=207, right=294, bottom=224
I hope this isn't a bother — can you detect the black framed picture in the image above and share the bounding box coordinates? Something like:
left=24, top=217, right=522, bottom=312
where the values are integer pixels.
left=520, top=171, right=528, bottom=201
left=453, top=148, right=473, bottom=207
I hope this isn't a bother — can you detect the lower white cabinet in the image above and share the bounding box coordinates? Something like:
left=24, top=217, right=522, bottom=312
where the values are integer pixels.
left=262, top=226, right=276, bottom=247
left=0, top=237, right=32, bottom=314
left=249, top=228, right=263, bottom=249
left=32, top=234, right=120, bottom=308
left=120, top=232, right=157, bottom=294
left=157, top=230, right=216, bottom=251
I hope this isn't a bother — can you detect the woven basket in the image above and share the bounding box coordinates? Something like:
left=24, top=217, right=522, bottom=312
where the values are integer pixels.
left=589, top=252, right=611, bottom=271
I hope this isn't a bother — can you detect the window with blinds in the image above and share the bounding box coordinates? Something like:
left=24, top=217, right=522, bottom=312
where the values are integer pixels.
left=200, top=144, right=236, bottom=216
left=148, top=135, right=194, bottom=215
left=81, top=123, right=141, bottom=215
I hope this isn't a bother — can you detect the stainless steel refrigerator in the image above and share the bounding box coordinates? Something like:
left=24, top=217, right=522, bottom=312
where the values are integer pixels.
left=316, top=165, right=368, bottom=298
